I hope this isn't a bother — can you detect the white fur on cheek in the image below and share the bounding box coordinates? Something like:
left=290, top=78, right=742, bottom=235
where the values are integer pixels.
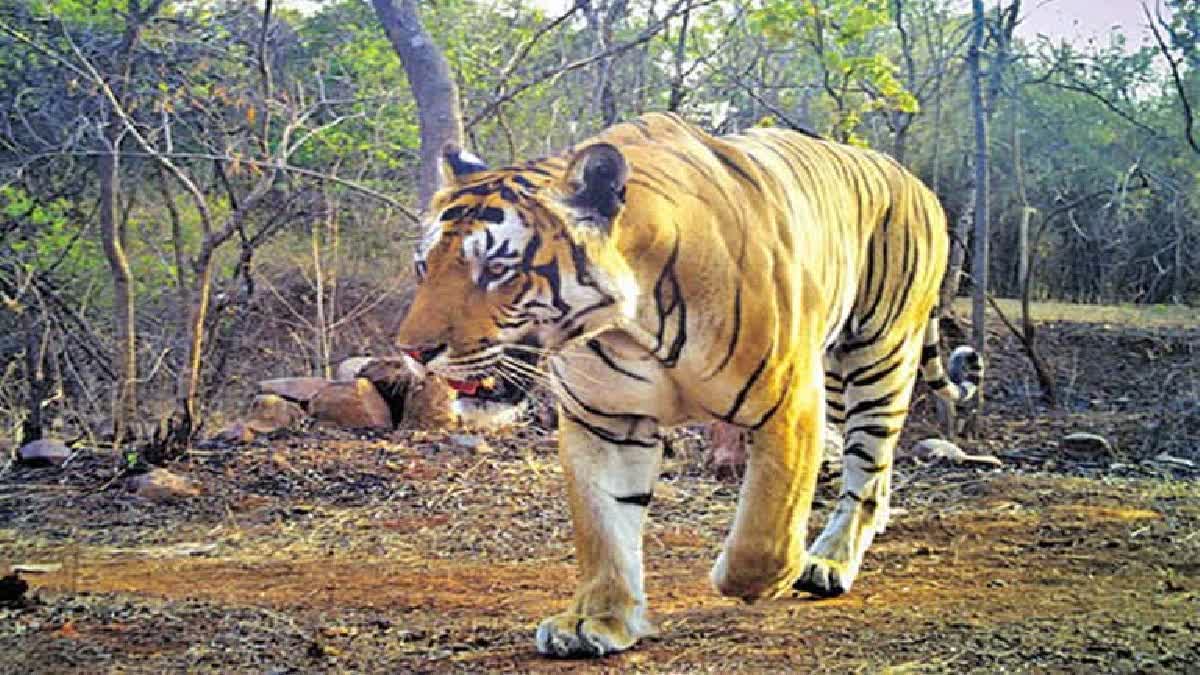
left=460, top=208, right=532, bottom=283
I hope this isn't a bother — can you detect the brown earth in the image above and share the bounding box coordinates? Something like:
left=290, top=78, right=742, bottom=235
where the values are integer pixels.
left=1, top=306, right=1197, bottom=673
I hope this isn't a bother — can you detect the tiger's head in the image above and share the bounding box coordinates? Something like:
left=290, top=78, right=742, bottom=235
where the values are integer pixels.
left=395, top=142, right=638, bottom=414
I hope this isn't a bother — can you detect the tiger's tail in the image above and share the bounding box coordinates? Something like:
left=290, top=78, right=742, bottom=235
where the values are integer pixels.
left=919, top=317, right=983, bottom=404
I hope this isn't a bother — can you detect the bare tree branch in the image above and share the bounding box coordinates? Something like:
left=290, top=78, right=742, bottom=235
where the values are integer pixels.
left=466, top=0, right=718, bottom=129
left=1145, top=2, right=1200, bottom=155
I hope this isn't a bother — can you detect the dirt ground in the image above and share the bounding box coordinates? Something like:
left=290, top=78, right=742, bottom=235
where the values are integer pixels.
left=2, top=306, right=1198, bottom=673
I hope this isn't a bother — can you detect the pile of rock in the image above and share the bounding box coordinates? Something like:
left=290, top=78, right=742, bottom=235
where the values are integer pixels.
left=218, top=355, right=455, bottom=443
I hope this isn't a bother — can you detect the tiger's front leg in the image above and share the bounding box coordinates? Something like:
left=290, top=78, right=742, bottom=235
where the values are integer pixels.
left=710, top=357, right=825, bottom=602
left=535, top=410, right=664, bottom=657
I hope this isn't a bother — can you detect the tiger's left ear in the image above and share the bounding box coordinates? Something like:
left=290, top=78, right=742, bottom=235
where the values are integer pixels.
left=438, top=142, right=489, bottom=188
left=561, top=143, right=628, bottom=234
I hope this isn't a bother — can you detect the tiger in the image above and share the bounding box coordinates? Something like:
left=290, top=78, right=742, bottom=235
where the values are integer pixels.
left=395, top=112, right=982, bottom=657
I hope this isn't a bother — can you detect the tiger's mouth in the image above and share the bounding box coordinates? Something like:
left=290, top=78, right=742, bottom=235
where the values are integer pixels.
left=447, top=375, right=522, bottom=404
left=444, top=347, right=540, bottom=407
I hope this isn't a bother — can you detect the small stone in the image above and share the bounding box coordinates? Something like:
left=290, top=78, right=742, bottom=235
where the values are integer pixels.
left=449, top=434, right=490, bottom=453
left=17, top=439, right=71, bottom=466
left=914, top=438, right=1002, bottom=467
left=246, top=394, right=307, bottom=433
left=125, top=468, right=200, bottom=501
left=0, top=573, right=30, bottom=608
left=1062, top=432, right=1112, bottom=454
left=258, top=377, right=331, bottom=405
left=1151, top=452, right=1195, bottom=468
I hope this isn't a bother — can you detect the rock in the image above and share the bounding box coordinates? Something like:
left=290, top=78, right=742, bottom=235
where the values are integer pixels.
left=17, top=439, right=71, bottom=466
left=1062, top=432, right=1112, bottom=454
left=258, top=377, right=331, bottom=406
left=246, top=394, right=306, bottom=434
left=215, top=421, right=256, bottom=444
left=0, top=573, right=30, bottom=608
left=1151, top=452, right=1195, bottom=469
left=335, top=357, right=375, bottom=382
left=914, top=438, right=1002, bottom=467
left=310, top=378, right=393, bottom=430
left=126, top=468, right=200, bottom=501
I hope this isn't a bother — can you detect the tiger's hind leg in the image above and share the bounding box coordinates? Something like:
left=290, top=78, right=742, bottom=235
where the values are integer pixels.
left=794, top=334, right=922, bottom=597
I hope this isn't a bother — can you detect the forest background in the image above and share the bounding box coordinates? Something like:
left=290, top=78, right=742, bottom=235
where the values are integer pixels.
left=0, top=0, right=1196, bottom=451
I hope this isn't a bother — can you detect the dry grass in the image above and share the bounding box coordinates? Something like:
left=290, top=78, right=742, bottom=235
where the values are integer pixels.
left=954, top=296, right=1200, bottom=328
left=2, top=301, right=1199, bottom=672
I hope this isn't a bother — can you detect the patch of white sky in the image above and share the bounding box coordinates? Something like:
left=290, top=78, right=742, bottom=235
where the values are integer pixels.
left=277, top=0, right=1168, bottom=53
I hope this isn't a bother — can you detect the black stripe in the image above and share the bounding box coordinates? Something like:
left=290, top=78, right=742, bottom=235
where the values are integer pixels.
left=844, top=444, right=874, bottom=464
left=723, top=353, right=770, bottom=422
left=926, top=377, right=949, bottom=390
left=845, top=392, right=896, bottom=418
left=846, top=424, right=900, bottom=439
left=704, top=285, right=741, bottom=380
left=921, top=343, right=939, bottom=362
left=552, top=363, right=651, bottom=424
left=844, top=340, right=906, bottom=384
left=586, top=339, right=650, bottom=382
left=851, top=210, right=890, bottom=335
left=653, top=227, right=687, bottom=367
left=478, top=206, right=505, bottom=223
left=827, top=400, right=845, bottom=412
left=710, top=146, right=761, bottom=192
left=748, top=367, right=793, bottom=430
left=560, top=408, right=661, bottom=449
left=615, top=492, right=653, bottom=507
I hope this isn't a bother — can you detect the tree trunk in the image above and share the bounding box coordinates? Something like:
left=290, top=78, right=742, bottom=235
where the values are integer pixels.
left=100, top=116, right=137, bottom=448
left=939, top=181, right=973, bottom=313
left=966, top=0, right=989, bottom=427
left=667, top=1, right=692, bottom=113
left=372, top=0, right=464, bottom=211
left=21, top=314, right=49, bottom=445
left=588, top=0, right=626, bottom=126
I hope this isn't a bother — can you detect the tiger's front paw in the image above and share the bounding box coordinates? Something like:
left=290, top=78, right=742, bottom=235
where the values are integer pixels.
left=535, top=613, right=647, bottom=658
left=710, top=547, right=804, bottom=603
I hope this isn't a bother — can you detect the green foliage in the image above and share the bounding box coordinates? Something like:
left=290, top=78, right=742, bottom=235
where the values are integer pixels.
left=751, top=0, right=916, bottom=145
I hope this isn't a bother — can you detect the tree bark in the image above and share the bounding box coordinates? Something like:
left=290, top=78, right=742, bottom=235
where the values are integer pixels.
left=99, top=128, right=137, bottom=446
left=98, top=1, right=165, bottom=447
left=666, top=1, right=692, bottom=113
left=966, top=0, right=989, bottom=425
left=939, top=181, right=972, bottom=313
left=372, top=0, right=464, bottom=210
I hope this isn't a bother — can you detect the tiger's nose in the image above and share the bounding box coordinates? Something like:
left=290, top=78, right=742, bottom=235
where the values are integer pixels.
left=400, top=343, right=447, bottom=365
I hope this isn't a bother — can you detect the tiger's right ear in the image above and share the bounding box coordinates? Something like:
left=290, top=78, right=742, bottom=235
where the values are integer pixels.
left=438, top=143, right=489, bottom=188
left=560, top=143, right=628, bottom=235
